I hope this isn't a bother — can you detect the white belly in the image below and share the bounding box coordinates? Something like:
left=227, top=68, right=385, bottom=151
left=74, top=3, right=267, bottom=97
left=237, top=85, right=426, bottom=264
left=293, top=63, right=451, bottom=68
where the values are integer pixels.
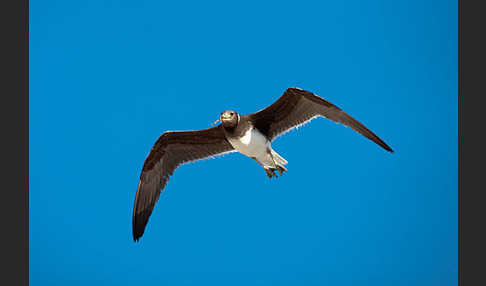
left=228, top=128, right=269, bottom=158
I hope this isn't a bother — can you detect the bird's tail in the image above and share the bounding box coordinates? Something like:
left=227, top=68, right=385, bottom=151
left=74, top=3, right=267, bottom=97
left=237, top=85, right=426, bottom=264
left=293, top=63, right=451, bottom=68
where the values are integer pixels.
left=271, top=149, right=288, bottom=165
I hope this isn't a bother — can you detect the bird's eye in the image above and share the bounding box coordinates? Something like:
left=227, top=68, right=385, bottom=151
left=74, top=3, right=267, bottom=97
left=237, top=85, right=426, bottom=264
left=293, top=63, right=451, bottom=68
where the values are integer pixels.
left=230, top=112, right=234, bottom=116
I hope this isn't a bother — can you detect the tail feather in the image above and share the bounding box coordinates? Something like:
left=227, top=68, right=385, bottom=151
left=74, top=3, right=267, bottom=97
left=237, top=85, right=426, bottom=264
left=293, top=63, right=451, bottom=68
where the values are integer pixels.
left=271, top=150, right=288, bottom=165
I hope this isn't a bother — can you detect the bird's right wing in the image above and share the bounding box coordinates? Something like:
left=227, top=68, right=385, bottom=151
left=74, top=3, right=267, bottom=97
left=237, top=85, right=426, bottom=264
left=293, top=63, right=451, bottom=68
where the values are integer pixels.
left=133, top=125, right=235, bottom=241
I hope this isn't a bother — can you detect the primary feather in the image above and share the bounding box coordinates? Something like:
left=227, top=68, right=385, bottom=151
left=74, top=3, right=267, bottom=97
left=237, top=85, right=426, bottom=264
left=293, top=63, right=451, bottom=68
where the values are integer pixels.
left=132, top=126, right=234, bottom=241
left=249, top=87, right=393, bottom=152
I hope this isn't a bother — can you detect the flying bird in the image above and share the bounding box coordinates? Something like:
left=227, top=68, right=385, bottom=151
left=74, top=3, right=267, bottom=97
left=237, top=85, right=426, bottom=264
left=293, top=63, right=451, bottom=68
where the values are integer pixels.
left=132, top=87, right=393, bottom=241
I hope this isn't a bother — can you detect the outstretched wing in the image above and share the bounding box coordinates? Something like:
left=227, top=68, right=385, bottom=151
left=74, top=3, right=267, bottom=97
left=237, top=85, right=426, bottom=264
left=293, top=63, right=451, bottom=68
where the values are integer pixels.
left=133, top=125, right=234, bottom=241
left=248, top=87, right=393, bottom=152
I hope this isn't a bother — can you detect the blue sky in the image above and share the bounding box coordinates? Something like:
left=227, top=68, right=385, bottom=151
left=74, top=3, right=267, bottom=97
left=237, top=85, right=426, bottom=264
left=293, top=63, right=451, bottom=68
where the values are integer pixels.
left=30, top=0, right=457, bottom=285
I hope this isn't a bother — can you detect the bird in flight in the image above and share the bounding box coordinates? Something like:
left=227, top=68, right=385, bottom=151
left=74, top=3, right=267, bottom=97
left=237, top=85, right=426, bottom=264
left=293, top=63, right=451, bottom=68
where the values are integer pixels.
left=132, top=87, right=393, bottom=241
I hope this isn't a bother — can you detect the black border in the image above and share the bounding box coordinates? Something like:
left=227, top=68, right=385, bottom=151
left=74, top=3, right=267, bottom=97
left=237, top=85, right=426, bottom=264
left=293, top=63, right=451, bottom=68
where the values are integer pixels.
left=1, top=0, right=29, bottom=285
left=458, top=2, right=461, bottom=284
left=459, top=0, right=486, bottom=285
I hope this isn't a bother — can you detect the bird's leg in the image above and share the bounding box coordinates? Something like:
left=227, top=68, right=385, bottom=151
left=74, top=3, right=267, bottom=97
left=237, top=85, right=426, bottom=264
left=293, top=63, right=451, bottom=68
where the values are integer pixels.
left=252, top=157, right=278, bottom=179
left=264, top=167, right=278, bottom=178
left=276, top=165, right=287, bottom=175
left=268, top=149, right=287, bottom=176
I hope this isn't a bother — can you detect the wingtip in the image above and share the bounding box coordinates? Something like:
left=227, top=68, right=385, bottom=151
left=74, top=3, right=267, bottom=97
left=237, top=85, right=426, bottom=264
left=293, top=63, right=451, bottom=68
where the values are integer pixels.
left=132, top=223, right=145, bottom=243
left=132, top=210, right=150, bottom=243
left=133, top=229, right=144, bottom=242
left=374, top=137, right=393, bottom=153
left=132, top=230, right=140, bottom=242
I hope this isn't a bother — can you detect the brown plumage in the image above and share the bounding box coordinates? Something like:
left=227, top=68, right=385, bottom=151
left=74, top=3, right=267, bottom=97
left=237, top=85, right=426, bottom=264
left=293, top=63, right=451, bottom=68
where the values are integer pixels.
left=249, top=87, right=393, bottom=151
left=132, top=87, right=393, bottom=242
left=132, top=126, right=234, bottom=241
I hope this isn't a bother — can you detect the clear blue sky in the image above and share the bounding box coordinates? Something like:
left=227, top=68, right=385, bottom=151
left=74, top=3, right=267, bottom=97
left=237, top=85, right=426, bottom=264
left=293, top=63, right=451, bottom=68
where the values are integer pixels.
left=30, top=0, right=457, bottom=285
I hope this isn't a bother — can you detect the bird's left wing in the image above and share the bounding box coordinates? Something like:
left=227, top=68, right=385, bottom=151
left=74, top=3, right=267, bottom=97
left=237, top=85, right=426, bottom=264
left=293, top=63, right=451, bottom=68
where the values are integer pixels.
left=248, top=87, right=393, bottom=152
left=133, top=125, right=234, bottom=241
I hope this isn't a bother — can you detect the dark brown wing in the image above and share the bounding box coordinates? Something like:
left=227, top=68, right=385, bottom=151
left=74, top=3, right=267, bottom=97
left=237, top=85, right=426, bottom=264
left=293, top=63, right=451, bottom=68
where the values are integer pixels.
left=132, top=125, right=234, bottom=241
left=248, top=87, right=393, bottom=152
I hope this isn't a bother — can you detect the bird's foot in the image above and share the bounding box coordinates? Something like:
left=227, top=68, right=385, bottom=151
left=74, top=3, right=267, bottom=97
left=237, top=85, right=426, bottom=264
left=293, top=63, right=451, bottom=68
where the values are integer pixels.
left=264, top=167, right=278, bottom=178
left=276, top=165, right=288, bottom=175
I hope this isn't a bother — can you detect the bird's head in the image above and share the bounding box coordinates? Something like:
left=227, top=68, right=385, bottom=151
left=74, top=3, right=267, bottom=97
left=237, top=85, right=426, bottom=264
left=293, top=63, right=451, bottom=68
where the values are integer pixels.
left=216, top=110, right=239, bottom=128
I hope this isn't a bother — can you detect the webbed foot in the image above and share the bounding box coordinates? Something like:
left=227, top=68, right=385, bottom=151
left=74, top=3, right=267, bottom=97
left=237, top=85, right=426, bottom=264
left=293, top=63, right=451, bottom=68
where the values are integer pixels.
left=276, top=165, right=288, bottom=175
left=264, top=167, right=278, bottom=178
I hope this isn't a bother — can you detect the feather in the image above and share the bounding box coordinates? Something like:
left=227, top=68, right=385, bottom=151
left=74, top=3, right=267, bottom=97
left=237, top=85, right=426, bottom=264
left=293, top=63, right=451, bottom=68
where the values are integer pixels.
left=248, top=87, right=393, bottom=152
left=132, top=125, right=234, bottom=241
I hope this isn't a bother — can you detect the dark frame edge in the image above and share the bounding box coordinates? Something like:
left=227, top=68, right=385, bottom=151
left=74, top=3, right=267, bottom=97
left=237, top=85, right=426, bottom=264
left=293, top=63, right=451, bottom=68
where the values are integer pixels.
left=458, top=0, right=462, bottom=285
left=459, top=0, right=486, bottom=285
left=0, top=0, right=30, bottom=285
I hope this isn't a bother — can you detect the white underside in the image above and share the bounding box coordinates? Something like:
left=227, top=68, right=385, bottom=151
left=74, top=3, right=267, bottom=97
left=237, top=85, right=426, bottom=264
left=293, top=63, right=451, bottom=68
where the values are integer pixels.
left=227, top=128, right=287, bottom=168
